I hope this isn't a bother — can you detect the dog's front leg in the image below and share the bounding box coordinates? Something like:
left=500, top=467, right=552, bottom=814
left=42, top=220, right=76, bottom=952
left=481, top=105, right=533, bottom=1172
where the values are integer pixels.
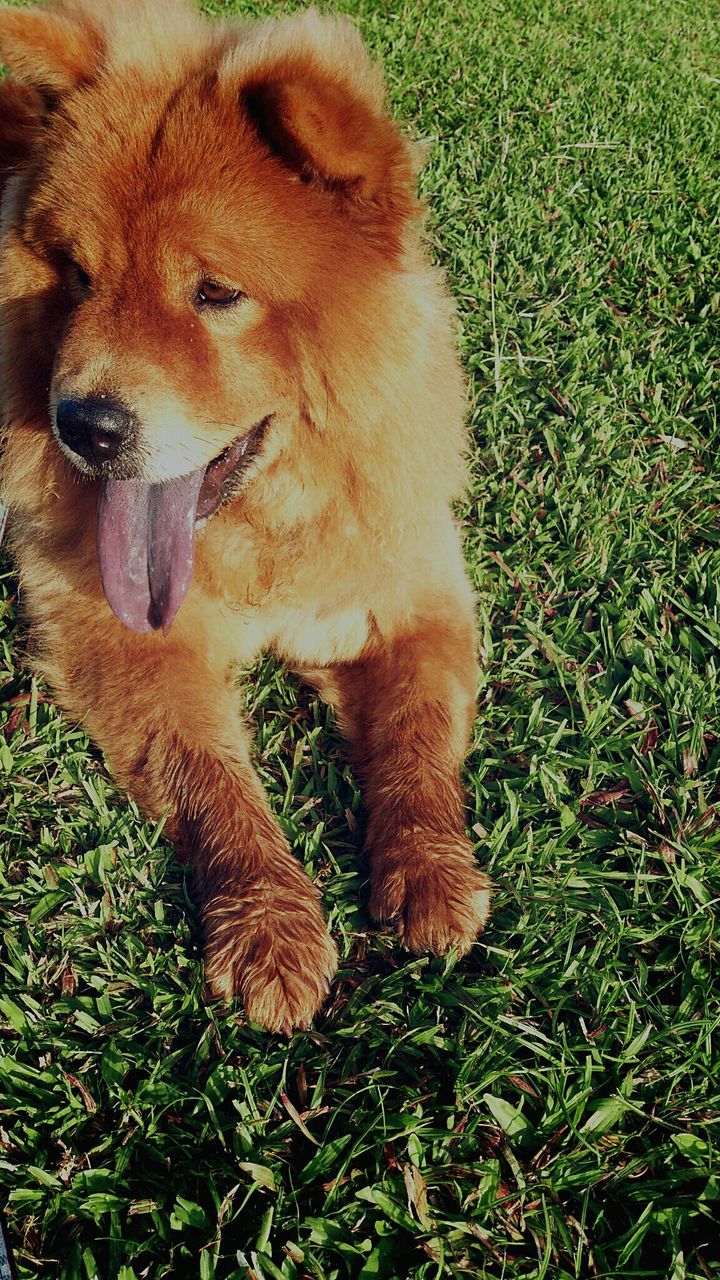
left=311, top=603, right=491, bottom=954
left=46, top=628, right=337, bottom=1033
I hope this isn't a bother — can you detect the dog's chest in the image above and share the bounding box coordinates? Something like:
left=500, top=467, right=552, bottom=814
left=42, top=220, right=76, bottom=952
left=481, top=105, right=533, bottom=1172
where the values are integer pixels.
left=216, top=593, right=372, bottom=668
left=269, top=598, right=372, bottom=666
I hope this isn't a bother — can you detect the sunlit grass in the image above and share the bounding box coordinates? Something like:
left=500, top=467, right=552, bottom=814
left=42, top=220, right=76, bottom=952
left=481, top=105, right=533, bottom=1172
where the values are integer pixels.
left=1, top=0, right=720, bottom=1276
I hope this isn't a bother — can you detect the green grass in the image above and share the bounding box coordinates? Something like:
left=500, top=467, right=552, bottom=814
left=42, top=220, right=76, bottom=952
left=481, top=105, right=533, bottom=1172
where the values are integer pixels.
left=2, top=0, right=720, bottom=1276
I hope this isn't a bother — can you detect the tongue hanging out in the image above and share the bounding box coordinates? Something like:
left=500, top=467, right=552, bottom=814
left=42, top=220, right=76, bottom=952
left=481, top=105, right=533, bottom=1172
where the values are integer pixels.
left=95, top=419, right=269, bottom=635
left=97, top=470, right=205, bottom=634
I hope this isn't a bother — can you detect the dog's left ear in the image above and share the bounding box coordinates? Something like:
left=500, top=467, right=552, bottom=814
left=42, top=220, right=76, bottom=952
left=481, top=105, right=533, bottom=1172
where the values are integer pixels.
left=0, top=4, right=104, bottom=104
left=243, top=74, right=413, bottom=203
left=223, top=11, right=419, bottom=216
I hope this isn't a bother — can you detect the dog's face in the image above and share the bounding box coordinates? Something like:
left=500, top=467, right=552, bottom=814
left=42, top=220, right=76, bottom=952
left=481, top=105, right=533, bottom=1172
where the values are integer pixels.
left=2, top=5, right=417, bottom=485
left=31, top=74, right=345, bottom=493
left=0, top=0, right=419, bottom=631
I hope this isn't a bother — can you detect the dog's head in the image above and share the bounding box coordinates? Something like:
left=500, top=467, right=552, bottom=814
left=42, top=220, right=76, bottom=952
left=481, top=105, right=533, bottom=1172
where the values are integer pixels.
left=0, top=0, right=421, bottom=630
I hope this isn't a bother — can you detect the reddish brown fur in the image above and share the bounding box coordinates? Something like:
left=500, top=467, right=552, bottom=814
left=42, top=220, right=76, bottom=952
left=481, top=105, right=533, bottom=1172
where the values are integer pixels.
left=0, top=0, right=491, bottom=1032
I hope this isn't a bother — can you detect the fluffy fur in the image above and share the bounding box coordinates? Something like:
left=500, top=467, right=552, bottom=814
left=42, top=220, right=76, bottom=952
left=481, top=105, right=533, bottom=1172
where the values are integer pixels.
left=0, top=0, right=490, bottom=1032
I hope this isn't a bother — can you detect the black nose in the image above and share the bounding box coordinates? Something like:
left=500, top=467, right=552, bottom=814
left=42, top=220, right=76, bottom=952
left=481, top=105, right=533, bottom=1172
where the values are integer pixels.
left=55, top=396, right=135, bottom=469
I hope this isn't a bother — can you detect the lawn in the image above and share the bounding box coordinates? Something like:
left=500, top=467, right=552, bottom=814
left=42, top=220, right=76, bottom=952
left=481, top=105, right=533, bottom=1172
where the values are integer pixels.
left=1, top=0, right=720, bottom=1276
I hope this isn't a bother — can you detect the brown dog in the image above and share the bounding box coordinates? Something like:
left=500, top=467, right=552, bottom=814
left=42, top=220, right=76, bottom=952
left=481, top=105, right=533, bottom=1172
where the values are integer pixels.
left=0, top=0, right=490, bottom=1032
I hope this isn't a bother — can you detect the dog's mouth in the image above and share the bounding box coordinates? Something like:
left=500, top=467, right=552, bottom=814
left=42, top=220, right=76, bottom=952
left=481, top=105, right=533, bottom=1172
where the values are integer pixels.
left=195, top=417, right=268, bottom=521
left=97, top=417, right=269, bottom=635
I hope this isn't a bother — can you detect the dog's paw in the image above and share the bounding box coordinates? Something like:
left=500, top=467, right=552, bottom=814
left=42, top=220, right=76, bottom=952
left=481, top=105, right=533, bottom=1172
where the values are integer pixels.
left=203, top=889, right=338, bottom=1034
left=370, top=835, right=491, bottom=956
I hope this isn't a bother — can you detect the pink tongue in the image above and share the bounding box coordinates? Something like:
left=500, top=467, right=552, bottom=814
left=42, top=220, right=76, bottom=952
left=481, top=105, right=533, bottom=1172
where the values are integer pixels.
left=97, top=470, right=205, bottom=634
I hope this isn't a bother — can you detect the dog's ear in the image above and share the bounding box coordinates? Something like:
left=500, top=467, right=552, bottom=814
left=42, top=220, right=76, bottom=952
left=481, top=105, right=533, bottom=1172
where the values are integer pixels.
left=0, top=4, right=104, bottom=104
left=225, top=12, right=418, bottom=213
left=0, top=78, right=42, bottom=185
left=244, top=75, right=412, bottom=202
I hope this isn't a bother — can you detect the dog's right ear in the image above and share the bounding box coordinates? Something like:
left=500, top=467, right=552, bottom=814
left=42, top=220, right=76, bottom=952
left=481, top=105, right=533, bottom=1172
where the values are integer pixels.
left=0, top=4, right=104, bottom=104
left=0, top=78, right=42, bottom=187
left=0, top=3, right=104, bottom=183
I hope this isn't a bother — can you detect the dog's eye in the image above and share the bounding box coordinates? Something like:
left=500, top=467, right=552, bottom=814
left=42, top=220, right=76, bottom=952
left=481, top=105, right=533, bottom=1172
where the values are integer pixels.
left=195, top=279, right=244, bottom=309
left=64, top=258, right=92, bottom=294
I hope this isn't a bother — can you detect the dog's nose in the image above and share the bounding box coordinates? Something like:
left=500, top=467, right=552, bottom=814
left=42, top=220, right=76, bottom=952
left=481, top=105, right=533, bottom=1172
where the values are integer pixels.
left=55, top=396, right=135, bottom=469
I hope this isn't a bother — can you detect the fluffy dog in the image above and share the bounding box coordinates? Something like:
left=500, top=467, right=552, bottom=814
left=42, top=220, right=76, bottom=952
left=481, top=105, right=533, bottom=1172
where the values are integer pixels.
left=0, top=0, right=490, bottom=1032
